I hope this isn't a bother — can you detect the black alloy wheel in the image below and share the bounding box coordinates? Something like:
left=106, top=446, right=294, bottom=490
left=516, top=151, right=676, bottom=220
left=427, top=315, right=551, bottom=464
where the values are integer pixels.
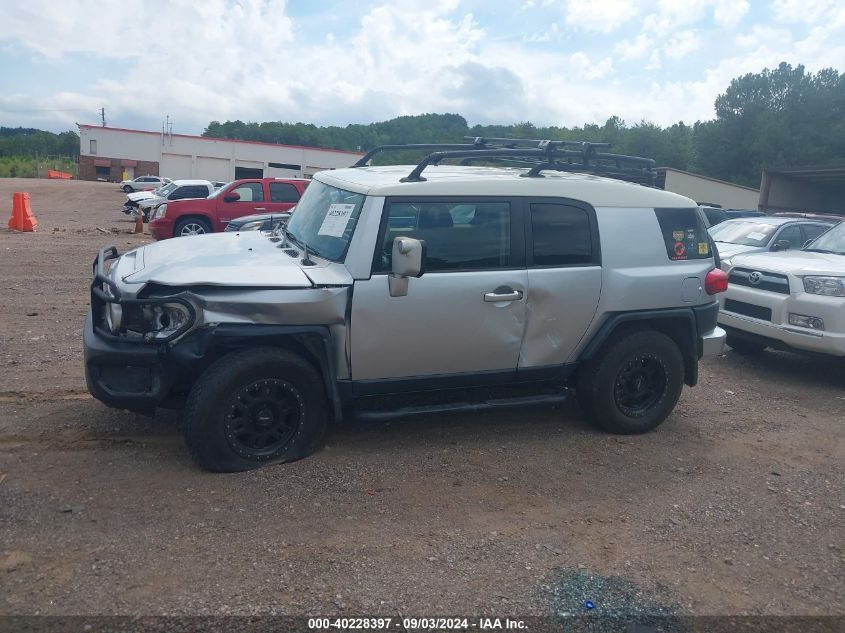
left=613, top=354, right=667, bottom=417
left=225, top=379, right=303, bottom=460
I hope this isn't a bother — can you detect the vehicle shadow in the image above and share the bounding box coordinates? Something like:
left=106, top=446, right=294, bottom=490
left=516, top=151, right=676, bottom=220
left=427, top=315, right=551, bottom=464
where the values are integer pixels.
left=717, top=347, right=845, bottom=389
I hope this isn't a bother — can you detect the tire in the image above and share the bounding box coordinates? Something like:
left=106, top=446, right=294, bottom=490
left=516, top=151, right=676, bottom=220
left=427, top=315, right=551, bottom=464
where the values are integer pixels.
left=174, top=217, right=211, bottom=237
left=577, top=329, right=684, bottom=434
left=123, top=185, right=133, bottom=193
left=184, top=348, right=329, bottom=472
left=727, top=334, right=766, bottom=355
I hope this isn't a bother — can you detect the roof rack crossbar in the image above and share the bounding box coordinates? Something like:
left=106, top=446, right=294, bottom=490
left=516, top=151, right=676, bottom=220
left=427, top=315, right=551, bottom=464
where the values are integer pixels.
left=353, top=142, right=487, bottom=167
left=401, top=148, right=551, bottom=182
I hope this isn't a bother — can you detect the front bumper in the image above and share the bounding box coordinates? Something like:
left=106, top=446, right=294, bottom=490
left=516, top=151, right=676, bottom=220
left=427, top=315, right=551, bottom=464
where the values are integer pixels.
left=718, top=284, right=845, bottom=356
left=148, top=217, right=174, bottom=240
left=84, top=311, right=168, bottom=413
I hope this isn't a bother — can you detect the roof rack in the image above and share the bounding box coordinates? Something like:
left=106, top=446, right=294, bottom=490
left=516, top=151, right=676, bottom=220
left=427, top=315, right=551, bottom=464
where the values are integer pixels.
left=352, top=137, right=656, bottom=185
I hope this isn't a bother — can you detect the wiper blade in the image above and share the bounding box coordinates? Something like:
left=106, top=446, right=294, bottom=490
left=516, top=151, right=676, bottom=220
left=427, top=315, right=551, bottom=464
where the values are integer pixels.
left=803, top=248, right=836, bottom=254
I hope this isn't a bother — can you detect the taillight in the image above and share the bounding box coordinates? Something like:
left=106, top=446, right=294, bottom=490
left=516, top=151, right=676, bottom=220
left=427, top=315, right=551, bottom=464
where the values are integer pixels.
left=705, top=268, right=729, bottom=294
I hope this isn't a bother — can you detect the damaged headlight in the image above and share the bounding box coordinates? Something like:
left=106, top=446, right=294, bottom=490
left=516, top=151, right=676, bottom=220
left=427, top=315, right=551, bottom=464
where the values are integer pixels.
left=150, top=303, right=192, bottom=338
left=103, top=285, right=123, bottom=334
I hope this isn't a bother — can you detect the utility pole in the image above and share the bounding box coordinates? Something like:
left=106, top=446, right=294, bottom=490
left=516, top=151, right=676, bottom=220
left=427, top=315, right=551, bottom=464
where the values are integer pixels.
left=100, top=107, right=106, bottom=127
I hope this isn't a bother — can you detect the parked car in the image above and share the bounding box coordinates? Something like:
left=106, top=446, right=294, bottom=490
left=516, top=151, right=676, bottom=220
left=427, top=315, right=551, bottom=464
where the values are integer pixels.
left=718, top=220, right=845, bottom=356
left=148, top=178, right=308, bottom=239
left=84, top=139, right=727, bottom=472
left=709, top=217, right=836, bottom=268
left=723, top=208, right=766, bottom=220
left=700, top=206, right=729, bottom=227
left=123, top=180, right=216, bottom=222
left=224, top=211, right=292, bottom=233
left=118, top=176, right=170, bottom=193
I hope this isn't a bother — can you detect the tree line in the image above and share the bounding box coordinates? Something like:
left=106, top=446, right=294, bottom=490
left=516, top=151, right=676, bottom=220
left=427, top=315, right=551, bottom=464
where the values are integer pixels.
left=204, top=63, right=844, bottom=188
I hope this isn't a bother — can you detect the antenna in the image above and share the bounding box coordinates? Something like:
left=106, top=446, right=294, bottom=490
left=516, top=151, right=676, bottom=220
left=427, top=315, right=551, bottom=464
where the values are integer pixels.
left=99, top=107, right=106, bottom=127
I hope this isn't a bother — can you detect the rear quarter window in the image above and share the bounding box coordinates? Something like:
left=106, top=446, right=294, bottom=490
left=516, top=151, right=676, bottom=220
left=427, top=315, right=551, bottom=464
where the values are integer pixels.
left=654, top=208, right=712, bottom=261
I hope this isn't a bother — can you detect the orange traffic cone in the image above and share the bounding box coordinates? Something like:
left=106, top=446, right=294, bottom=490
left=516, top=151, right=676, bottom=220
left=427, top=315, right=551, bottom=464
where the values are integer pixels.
left=134, top=213, right=144, bottom=233
left=7, top=192, right=37, bottom=232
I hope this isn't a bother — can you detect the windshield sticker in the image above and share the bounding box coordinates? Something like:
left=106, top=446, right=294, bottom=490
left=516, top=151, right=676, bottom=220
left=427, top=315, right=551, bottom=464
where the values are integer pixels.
left=318, top=203, right=356, bottom=237
left=746, top=231, right=767, bottom=241
left=673, top=241, right=686, bottom=258
left=672, top=230, right=685, bottom=241
left=698, top=242, right=710, bottom=255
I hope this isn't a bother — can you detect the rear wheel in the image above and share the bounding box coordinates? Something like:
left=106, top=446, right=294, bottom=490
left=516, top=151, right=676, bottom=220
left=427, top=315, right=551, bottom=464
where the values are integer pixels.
left=727, top=334, right=766, bottom=355
left=577, top=330, right=684, bottom=434
left=184, top=348, right=329, bottom=472
left=174, top=217, right=211, bottom=237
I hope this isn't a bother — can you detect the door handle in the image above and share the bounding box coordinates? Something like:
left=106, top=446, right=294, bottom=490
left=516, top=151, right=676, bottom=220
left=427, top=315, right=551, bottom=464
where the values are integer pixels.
left=484, top=289, right=523, bottom=302
left=254, top=207, right=267, bottom=211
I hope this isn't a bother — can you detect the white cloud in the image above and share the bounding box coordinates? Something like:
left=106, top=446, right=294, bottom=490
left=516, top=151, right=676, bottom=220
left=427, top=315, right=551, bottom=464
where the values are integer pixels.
left=664, top=30, right=702, bottom=59
left=772, top=0, right=836, bottom=24
left=564, top=0, right=639, bottom=33
left=713, top=0, right=749, bottom=29
left=614, top=33, right=655, bottom=61
left=568, top=51, right=614, bottom=79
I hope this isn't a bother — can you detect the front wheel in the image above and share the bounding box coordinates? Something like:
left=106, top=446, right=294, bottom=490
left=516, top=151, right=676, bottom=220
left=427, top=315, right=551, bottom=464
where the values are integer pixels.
left=123, top=185, right=133, bottom=193
left=174, top=217, right=211, bottom=237
left=577, top=330, right=684, bottom=434
left=184, top=348, right=329, bottom=472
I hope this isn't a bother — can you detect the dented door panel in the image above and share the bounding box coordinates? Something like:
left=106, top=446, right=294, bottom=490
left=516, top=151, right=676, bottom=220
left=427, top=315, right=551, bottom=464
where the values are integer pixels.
left=521, top=267, right=602, bottom=367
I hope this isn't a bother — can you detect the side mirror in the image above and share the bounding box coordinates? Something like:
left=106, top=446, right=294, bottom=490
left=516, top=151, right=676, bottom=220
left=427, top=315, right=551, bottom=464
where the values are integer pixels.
left=771, top=239, right=791, bottom=252
left=224, top=191, right=241, bottom=202
left=388, top=237, right=426, bottom=297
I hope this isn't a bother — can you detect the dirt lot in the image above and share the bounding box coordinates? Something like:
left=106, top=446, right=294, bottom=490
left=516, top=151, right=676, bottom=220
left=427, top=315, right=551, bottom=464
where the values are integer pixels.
left=0, top=179, right=843, bottom=620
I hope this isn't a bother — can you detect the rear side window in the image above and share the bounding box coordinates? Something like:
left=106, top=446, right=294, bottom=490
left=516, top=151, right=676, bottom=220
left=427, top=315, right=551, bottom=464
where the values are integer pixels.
left=269, top=182, right=301, bottom=203
left=654, top=208, right=712, bottom=260
left=530, top=203, right=593, bottom=266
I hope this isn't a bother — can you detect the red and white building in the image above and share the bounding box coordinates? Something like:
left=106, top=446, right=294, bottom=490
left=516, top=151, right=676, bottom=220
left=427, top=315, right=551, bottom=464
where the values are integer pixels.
left=78, top=125, right=363, bottom=183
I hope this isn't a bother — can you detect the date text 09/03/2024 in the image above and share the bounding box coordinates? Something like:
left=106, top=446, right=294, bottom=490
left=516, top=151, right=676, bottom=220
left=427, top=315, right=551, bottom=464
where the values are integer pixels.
left=308, top=618, right=527, bottom=630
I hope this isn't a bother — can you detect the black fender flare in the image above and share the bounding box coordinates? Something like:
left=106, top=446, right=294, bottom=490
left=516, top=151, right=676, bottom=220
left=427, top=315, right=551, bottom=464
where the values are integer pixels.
left=198, top=324, right=342, bottom=422
left=578, top=307, right=703, bottom=386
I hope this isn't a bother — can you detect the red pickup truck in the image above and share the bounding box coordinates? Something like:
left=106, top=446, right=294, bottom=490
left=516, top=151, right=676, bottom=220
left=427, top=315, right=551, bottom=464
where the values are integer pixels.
left=148, top=178, right=309, bottom=239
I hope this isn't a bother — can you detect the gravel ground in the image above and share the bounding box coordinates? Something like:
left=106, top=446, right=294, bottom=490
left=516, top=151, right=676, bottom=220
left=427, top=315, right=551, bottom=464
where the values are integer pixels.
left=0, top=179, right=843, bottom=621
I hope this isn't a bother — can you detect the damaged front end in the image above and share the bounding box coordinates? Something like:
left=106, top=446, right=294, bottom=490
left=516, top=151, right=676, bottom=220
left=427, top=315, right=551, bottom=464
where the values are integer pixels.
left=84, top=241, right=350, bottom=416
left=91, top=246, right=198, bottom=344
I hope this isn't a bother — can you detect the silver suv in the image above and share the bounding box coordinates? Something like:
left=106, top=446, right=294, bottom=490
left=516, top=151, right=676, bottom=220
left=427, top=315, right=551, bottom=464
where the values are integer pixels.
left=84, top=139, right=727, bottom=472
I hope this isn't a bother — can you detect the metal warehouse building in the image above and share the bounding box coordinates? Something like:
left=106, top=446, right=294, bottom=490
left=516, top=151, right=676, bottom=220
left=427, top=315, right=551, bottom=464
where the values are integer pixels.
left=656, top=167, right=760, bottom=210
left=77, top=125, right=363, bottom=183
left=759, top=165, right=845, bottom=215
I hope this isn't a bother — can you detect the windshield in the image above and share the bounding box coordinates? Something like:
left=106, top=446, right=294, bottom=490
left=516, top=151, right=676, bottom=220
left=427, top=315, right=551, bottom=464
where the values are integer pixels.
left=155, top=183, right=177, bottom=197
left=708, top=221, right=779, bottom=246
left=284, top=180, right=365, bottom=262
left=207, top=182, right=233, bottom=199
left=804, top=222, right=845, bottom=254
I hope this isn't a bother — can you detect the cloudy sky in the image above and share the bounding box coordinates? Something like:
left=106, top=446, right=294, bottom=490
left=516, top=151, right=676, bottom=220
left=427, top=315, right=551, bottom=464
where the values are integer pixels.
left=0, top=0, right=843, bottom=135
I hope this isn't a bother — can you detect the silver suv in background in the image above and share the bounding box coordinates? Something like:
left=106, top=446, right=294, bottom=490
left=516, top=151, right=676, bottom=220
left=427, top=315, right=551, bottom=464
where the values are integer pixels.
left=84, top=139, right=727, bottom=472
left=710, top=216, right=836, bottom=269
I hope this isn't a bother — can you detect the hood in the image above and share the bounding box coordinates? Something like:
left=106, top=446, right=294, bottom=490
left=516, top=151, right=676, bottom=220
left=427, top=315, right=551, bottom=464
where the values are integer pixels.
left=121, top=232, right=318, bottom=287
left=714, top=242, right=762, bottom=260
left=730, top=250, right=845, bottom=277
left=127, top=190, right=158, bottom=202
left=138, top=196, right=165, bottom=209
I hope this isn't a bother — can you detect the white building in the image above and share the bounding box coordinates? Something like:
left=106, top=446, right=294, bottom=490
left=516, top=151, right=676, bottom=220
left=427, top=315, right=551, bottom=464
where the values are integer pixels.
left=78, top=125, right=363, bottom=182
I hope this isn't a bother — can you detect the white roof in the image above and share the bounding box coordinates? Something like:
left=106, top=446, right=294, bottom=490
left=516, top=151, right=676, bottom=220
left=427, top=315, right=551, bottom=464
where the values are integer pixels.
left=171, top=179, right=212, bottom=186
left=316, top=165, right=696, bottom=208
